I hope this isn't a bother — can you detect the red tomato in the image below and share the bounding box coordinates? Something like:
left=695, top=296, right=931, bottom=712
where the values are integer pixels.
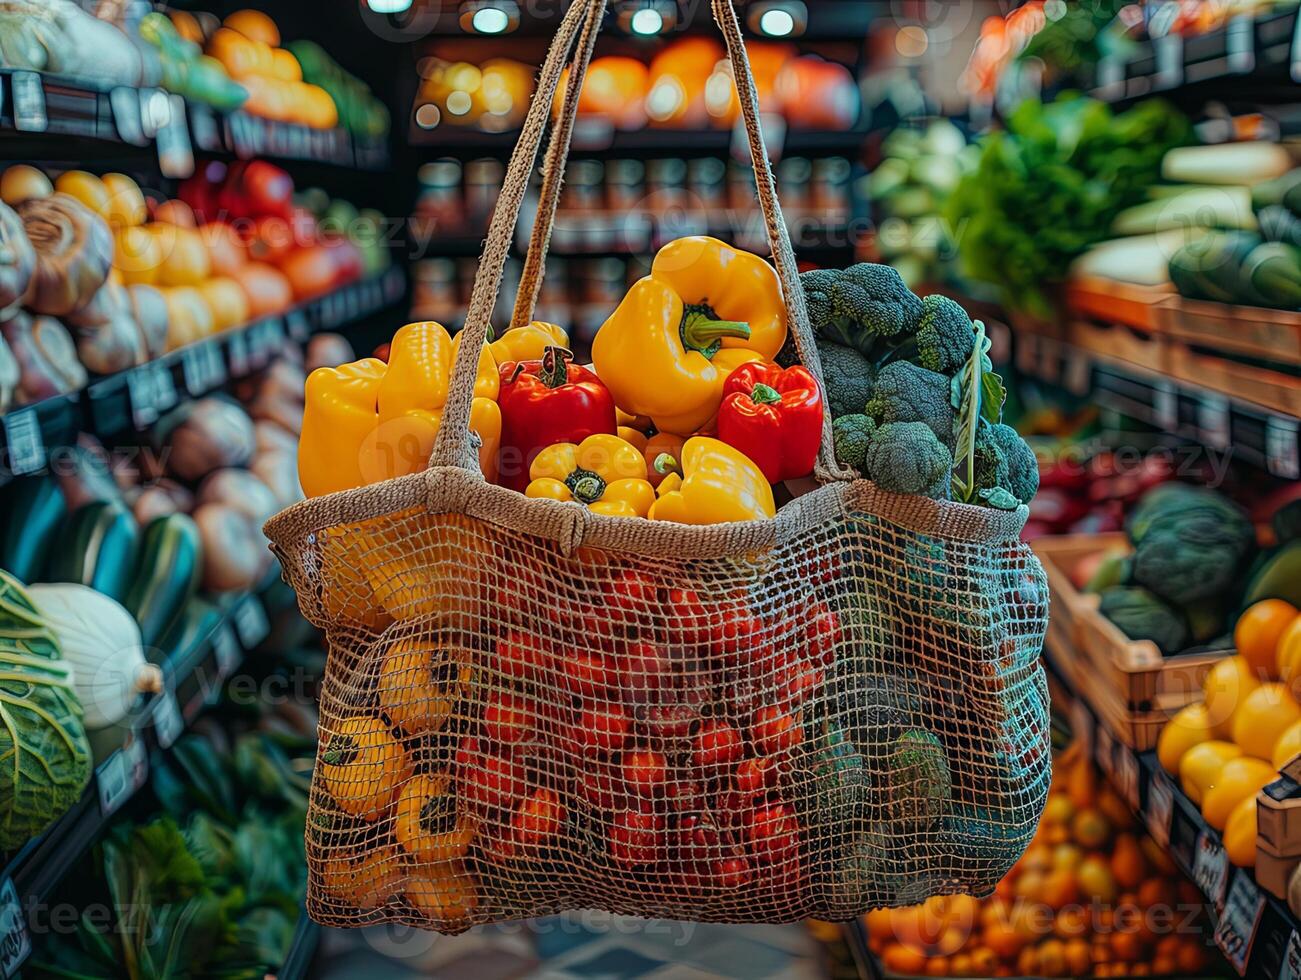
left=662, top=778, right=706, bottom=812
left=577, top=759, right=630, bottom=812
left=322, top=236, right=364, bottom=285
left=457, top=739, right=527, bottom=812
left=752, top=707, right=804, bottom=755
left=577, top=705, right=633, bottom=754
left=712, top=609, right=763, bottom=667
left=734, top=756, right=777, bottom=795
left=512, top=787, right=565, bottom=851
left=496, top=630, right=551, bottom=683
left=279, top=245, right=338, bottom=300
left=776, top=658, right=825, bottom=709
left=621, top=642, right=672, bottom=705
left=692, top=721, right=744, bottom=772
left=219, top=159, right=294, bottom=219
left=622, top=749, right=668, bottom=797
left=804, top=603, right=841, bottom=667
left=746, top=801, right=800, bottom=863
left=666, top=588, right=712, bottom=649
left=607, top=569, right=660, bottom=614
left=562, top=651, right=618, bottom=699
left=640, top=700, right=703, bottom=740
left=608, top=810, right=664, bottom=866
left=714, top=855, right=753, bottom=888
left=484, top=694, right=533, bottom=745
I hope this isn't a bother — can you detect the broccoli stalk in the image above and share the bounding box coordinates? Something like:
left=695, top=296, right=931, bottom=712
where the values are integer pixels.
left=949, top=320, right=1008, bottom=504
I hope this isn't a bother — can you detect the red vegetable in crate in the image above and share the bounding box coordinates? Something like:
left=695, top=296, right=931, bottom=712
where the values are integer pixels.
left=218, top=160, right=294, bottom=220
left=715, top=361, right=822, bottom=483
left=279, top=245, right=337, bottom=300
left=497, top=346, right=616, bottom=492
left=178, top=160, right=227, bottom=222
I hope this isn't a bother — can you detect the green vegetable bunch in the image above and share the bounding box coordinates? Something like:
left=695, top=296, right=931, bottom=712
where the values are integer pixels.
left=947, top=95, right=1191, bottom=316
left=812, top=263, right=1036, bottom=508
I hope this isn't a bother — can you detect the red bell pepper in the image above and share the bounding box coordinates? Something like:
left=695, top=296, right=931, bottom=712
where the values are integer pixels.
left=497, top=346, right=616, bottom=491
left=716, top=362, right=822, bottom=483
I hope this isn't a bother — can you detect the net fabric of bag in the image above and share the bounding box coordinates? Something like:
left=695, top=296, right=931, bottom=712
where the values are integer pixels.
left=264, top=0, right=1051, bottom=933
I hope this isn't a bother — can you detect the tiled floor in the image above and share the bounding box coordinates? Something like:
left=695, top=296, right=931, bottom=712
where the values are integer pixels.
left=314, top=914, right=828, bottom=979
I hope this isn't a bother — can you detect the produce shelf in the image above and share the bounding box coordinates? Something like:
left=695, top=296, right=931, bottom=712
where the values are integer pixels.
left=0, top=266, right=405, bottom=486
left=0, top=589, right=274, bottom=978
left=1012, top=324, right=1300, bottom=480
left=0, top=69, right=388, bottom=172
left=1089, top=8, right=1300, bottom=105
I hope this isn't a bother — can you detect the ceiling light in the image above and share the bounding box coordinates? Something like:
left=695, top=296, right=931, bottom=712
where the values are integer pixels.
left=459, top=1, right=519, bottom=34
left=617, top=1, right=676, bottom=36
left=366, top=0, right=412, bottom=11
left=748, top=2, right=807, bottom=39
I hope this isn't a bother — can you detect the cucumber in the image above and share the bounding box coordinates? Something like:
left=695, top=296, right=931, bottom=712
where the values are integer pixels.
left=123, top=513, right=203, bottom=650
left=0, top=476, right=66, bottom=582
left=45, top=501, right=139, bottom=602
left=1239, top=242, right=1301, bottom=310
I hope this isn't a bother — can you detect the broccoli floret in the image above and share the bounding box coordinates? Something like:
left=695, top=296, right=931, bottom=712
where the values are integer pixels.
left=863, top=421, right=953, bottom=499
left=1099, top=586, right=1190, bottom=654
left=816, top=339, right=877, bottom=419
left=802, top=264, right=923, bottom=354
left=915, top=294, right=977, bottom=375
left=1127, top=486, right=1255, bottom=606
left=972, top=422, right=1040, bottom=504
left=832, top=414, right=876, bottom=473
left=864, top=361, right=955, bottom=451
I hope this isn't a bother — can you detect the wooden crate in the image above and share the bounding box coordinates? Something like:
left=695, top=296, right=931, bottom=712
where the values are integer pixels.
left=1167, top=342, right=1301, bottom=419
left=1068, top=319, right=1173, bottom=377
left=1158, top=296, right=1301, bottom=368
left=1065, top=276, right=1175, bottom=333
left=1255, top=846, right=1298, bottom=902
left=1033, top=534, right=1227, bottom=713
left=1259, top=761, right=1301, bottom=855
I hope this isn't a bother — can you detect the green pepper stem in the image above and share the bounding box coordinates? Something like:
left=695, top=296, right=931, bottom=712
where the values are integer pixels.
left=653, top=453, right=681, bottom=476
left=681, top=308, right=751, bottom=357
left=750, top=383, right=781, bottom=405
left=539, top=346, right=574, bottom=388
left=565, top=467, right=606, bottom=504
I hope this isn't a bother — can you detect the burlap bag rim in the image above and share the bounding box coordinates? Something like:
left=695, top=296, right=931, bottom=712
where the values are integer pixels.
left=264, top=469, right=1029, bottom=560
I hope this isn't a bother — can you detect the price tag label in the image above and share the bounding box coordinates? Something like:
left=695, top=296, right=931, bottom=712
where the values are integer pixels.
left=1155, top=34, right=1184, bottom=89
left=227, top=329, right=250, bottom=378
left=96, top=735, right=148, bottom=818
left=155, top=93, right=193, bottom=179
left=1215, top=870, right=1265, bottom=975
left=1114, top=743, right=1139, bottom=810
left=3, top=408, right=44, bottom=477
left=1071, top=698, right=1094, bottom=761
left=1198, top=394, right=1231, bottom=449
left=182, top=341, right=224, bottom=395
left=1227, top=15, right=1256, bottom=72
left=152, top=689, right=184, bottom=750
left=286, top=310, right=310, bottom=343
left=1193, top=829, right=1230, bottom=909
left=152, top=361, right=177, bottom=414
left=10, top=72, right=46, bottom=132
left=128, top=367, right=161, bottom=429
left=188, top=102, right=221, bottom=152
left=1280, top=929, right=1301, bottom=980
left=233, top=595, right=269, bottom=650
left=1147, top=769, right=1175, bottom=848
left=109, top=86, right=144, bottom=145
left=0, top=876, right=30, bottom=979
left=213, top=623, right=242, bottom=681
left=1153, top=380, right=1179, bottom=432
left=1266, top=416, right=1300, bottom=479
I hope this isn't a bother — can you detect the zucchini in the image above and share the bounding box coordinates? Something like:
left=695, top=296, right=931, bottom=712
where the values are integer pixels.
left=0, top=476, right=66, bottom=582
left=1239, top=242, right=1301, bottom=309
left=1162, top=142, right=1293, bottom=186
left=1259, top=205, right=1301, bottom=248
left=1112, top=186, right=1255, bottom=236
left=1251, top=169, right=1301, bottom=212
left=44, top=502, right=139, bottom=602
left=1168, top=231, right=1261, bottom=303
left=123, top=513, right=202, bottom=650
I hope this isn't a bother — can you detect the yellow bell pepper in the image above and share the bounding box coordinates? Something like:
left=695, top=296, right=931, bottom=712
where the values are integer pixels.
left=299, top=321, right=502, bottom=498
left=488, top=320, right=568, bottom=365
left=648, top=437, right=776, bottom=524
left=592, top=236, right=788, bottom=435
left=525, top=433, right=656, bottom=518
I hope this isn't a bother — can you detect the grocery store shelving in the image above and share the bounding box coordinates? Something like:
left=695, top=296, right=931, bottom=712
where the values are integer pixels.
left=0, top=588, right=275, bottom=977
left=1089, top=7, right=1300, bottom=105
left=0, top=265, right=404, bottom=486
left=0, top=69, right=390, bottom=172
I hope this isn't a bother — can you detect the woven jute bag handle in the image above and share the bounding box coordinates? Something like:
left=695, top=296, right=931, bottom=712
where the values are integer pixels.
left=431, top=0, right=851, bottom=483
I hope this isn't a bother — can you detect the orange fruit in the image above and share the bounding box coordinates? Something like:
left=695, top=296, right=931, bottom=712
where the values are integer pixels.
left=1236, top=598, right=1297, bottom=678
left=1070, top=807, right=1113, bottom=849
left=1140, top=835, right=1178, bottom=875
left=924, top=956, right=949, bottom=977
left=223, top=8, right=281, bottom=46
left=1157, top=701, right=1214, bottom=774
left=1110, top=832, right=1147, bottom=890
left=1232, top=682, right=1301, bottom=760
left=102, top=173, right=146, bottom=228
left=1273, top=718, right=1301, bottom=769
left=53, top=169, right=110, bottom=218
left=1110, top=930, right=1145, bottom=963
left=1224, top=795, right=1258, bottom=867
left=1064, top=938, right=1091, bottom=975
left=1278, top=616, right=1301, bottom=691
left=1152, top=955, right=1177, bottom=975
left=863, top=906, right=893, bottom=940
left=1042, top=794, right=1074, bottom=827
left=1175, top=940, right=1208, bottom=972
left=882, top=943, right=928, bottom=975
left=1041, top=868, right=1081, bottom=909
left=949, top=953, right=973, bottom=976
left=1054, top=904, right=1089, bottom=938
left=967, top=946, right=998, bottom=974
left=1178, top=739, right=1243, bottom=805
left=1076, top=855, right=1118, bottom=904
left=982, top=920, right=1028, bottom=960
left=1052, top=842, right=1084, bottom=871
left=1202, top=755, right=1276, bottom=829
left=1136, top=877, right=1177, bottom=910
left=1015, top=946, right=1039, bottom=977
left=1013, top=869, right=1045, bottom=903
left=1096, top=785, right=1132, bottom=830
left=1204, top=656, right=1263, bottom=738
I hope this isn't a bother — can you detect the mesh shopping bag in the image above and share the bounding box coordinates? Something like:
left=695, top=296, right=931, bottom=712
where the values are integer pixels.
left=264, top=0, right=1051, bottom=933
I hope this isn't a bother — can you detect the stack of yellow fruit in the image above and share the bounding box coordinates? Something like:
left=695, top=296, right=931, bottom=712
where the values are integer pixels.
left=863, top=742, right=1216, bottom=977
left=1158, top=599, right=1301, bottom=867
